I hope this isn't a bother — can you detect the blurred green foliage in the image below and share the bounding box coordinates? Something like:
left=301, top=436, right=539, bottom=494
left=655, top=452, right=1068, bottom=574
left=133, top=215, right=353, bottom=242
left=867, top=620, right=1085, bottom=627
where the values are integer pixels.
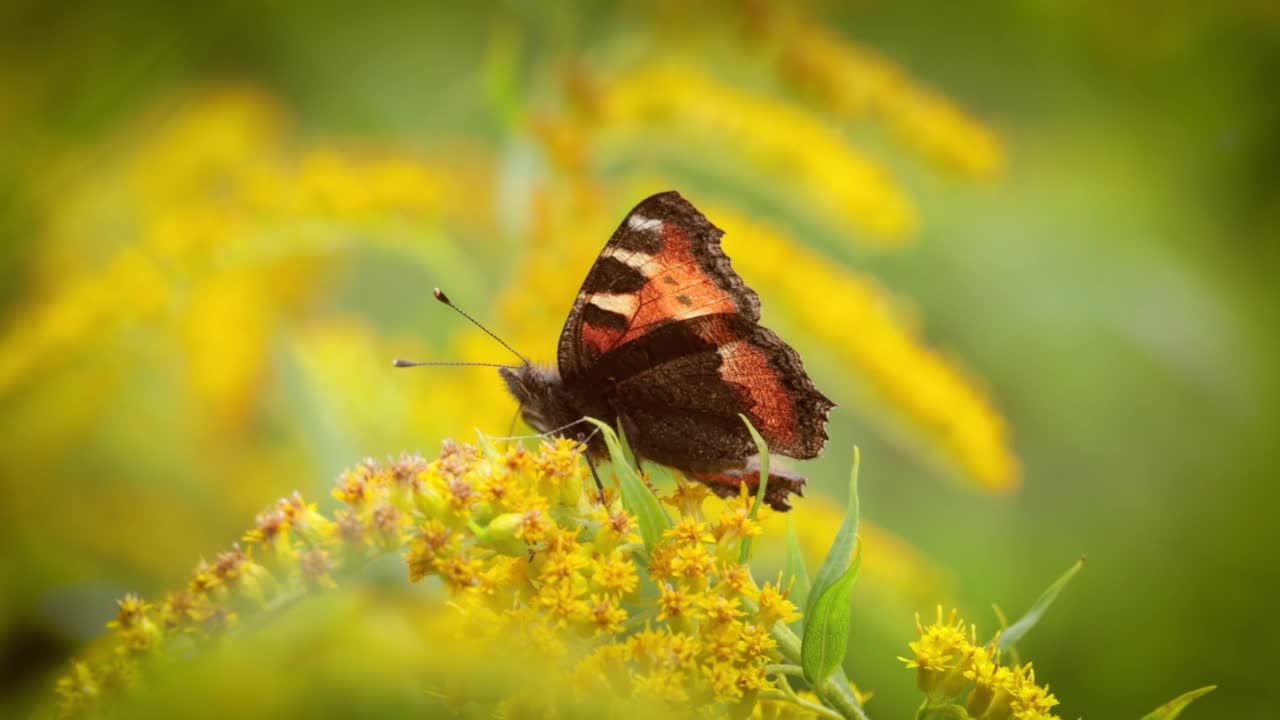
left=1, top=0, right=1277, bottom=717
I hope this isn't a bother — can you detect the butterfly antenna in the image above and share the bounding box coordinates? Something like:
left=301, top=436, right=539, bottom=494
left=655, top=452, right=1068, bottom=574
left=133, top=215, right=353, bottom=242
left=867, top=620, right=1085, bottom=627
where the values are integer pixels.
left=391, top=360, right=517, bottom=369
left=433, top=287, right=530, bottom=366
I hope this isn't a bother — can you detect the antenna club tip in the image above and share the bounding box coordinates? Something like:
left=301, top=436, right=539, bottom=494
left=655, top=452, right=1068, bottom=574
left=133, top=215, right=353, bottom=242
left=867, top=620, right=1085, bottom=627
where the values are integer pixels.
left=392, top=359, right=411, bottom=367
left=433, top=288, right=450, bottom=304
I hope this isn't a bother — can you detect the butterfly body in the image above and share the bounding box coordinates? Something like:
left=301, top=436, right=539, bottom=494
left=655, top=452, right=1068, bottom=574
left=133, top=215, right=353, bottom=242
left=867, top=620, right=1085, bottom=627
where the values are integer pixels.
left=503, top=191, right=834, bottom=510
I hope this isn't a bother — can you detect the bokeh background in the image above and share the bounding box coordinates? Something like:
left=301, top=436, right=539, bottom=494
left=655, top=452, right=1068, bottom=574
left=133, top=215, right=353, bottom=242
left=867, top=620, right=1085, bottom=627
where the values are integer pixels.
left=2, top=0, right=1277, bottom=717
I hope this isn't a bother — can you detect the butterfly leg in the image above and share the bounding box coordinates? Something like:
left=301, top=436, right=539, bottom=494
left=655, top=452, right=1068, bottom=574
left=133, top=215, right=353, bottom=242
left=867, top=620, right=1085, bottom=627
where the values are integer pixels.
left=583, top=452, right=607, bottom=505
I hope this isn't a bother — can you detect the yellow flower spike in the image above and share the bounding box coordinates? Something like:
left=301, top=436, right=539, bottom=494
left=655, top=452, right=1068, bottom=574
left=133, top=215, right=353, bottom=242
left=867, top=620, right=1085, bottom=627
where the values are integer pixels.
left=773, top=16, right=1005, bottom=178
left=712, top=206, right=1020, bottom=491
left=592, top=63, right=917, bottom=246
left=902, top=611, right=1065, bottom=720
left=59, top=438, right=850, bottom=718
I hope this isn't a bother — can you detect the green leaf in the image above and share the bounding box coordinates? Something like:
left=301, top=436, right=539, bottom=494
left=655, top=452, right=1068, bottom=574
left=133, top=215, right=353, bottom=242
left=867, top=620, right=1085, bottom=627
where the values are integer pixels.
left=583, top=417, right=670, bottom=550
left=997, top=555, right=1086, bottom=652
left=805, top=447, right=860, bottom=622
left=1138, top=686, right=1216, bottom=720
left=474, top=429, right=502, bottom=462
left=616, top=417, right=639, bottom=469
left=801, top=543, right=862, bottom=684
left=738, top=414, right=770, bottom=564
left=784, top=515, right=812, bottom=632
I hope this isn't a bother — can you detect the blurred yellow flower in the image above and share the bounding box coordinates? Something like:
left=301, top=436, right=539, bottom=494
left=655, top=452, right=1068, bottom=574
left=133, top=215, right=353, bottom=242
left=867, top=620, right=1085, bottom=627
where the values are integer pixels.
left=773, top=18, right=1005, bottom=178
left=713, top=205, right=1019, bottom=491
left=592, top=64, right=918, bottom=247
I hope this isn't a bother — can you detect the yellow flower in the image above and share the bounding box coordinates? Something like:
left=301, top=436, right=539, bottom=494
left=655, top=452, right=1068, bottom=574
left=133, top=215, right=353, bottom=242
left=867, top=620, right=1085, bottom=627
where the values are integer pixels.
left=656, top=584, right=703, bottom=624
left=903, top=608, right=1064, bottom=720
left=593, top=553, right=640, bottom=597
left=57, top=437, right=826, bottom=718
left=662, top=478, right=711, bottom=521
left=664, top=516, right=715, bottom=546
left=752, top=577, right=802, bottom=627
left=586, top=594, right=628, bottom=635
left=670, top=543, right=716, bottom=585
left=701, top=594, right=745, bottom=626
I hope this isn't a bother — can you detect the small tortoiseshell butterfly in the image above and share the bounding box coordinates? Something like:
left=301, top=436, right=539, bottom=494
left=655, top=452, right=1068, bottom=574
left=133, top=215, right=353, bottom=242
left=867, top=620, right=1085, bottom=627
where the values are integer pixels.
left=497, top=191, right=834, bottom=510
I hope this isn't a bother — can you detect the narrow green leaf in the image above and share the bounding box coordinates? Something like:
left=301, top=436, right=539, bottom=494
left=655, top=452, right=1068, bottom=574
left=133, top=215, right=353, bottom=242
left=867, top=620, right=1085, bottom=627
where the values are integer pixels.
left=784, top=515, right=812, bottom=632
left=738, top=414, right=770, bottom=564
left=1138, top=686, right=1216, bottom=720
left=806, top=447, right=860, bottom=621
left=474, top=429, right=502, bottom=461
left=997, top=555, right=1086, bottom=652
left=801, top=544, right=862, bottom=684
left=583, top=417, right=670, bottom=550
left=615, top=418, right=644, bottom=470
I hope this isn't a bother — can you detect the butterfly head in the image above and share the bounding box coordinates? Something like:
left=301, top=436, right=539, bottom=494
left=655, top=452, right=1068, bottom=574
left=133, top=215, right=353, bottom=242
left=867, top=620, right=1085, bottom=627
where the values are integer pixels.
left=499, top=364, right=580, bottom=437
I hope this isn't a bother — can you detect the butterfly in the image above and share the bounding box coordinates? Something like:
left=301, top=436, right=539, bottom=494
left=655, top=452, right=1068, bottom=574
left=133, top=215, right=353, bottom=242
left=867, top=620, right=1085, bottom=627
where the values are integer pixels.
left=498, top=191, right=834, bottom=510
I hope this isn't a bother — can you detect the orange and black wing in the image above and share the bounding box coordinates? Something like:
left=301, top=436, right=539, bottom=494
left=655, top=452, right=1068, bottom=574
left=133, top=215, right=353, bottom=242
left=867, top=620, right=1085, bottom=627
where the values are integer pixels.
left=558, top=192, right=834, bottom=495
left=557, top=191, right=760, bottom=382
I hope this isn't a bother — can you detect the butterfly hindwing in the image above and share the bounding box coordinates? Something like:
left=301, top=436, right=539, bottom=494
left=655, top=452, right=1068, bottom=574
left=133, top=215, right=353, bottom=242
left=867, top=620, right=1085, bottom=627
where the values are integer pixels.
left=603, top=313, right=833, bottom=468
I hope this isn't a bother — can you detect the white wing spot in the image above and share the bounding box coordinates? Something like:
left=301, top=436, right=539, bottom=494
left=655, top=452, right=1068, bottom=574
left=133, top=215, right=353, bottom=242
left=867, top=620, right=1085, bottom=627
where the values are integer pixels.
left=589, top=293, right=639, bottom=316
left=601, top=245, right=655, bottom=272
left=627, top=213, right=664, bottom=233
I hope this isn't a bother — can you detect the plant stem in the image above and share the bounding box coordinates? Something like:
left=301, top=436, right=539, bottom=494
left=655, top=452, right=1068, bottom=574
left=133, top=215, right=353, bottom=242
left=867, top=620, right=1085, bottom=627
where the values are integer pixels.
left=765, top=664, right=806, bottom=678
left=759, top=691, right=845, bottom=720
left=767, top=618, right=869, bottom=720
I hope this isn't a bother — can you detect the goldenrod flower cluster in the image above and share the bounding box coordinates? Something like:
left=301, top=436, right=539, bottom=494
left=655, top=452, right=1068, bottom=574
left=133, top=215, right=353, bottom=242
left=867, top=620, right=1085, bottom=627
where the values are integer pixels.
left=901, top=608, right=1061, bottom=720
left=2, top=89, right=445, bottom=418
left=774, top=20, right=1005, bottom=179
left=592, top=64, right=917, bottom=246
left=55, top=437, right=813, bottom=718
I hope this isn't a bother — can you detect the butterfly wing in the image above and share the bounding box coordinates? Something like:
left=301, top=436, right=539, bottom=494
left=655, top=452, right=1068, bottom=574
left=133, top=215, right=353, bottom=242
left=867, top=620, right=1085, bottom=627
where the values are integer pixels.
left=602, top=312, right=834, bottom=464
left=558, top=192, right=834, bottom=478
left=558, top=191, right=761, bottom=383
